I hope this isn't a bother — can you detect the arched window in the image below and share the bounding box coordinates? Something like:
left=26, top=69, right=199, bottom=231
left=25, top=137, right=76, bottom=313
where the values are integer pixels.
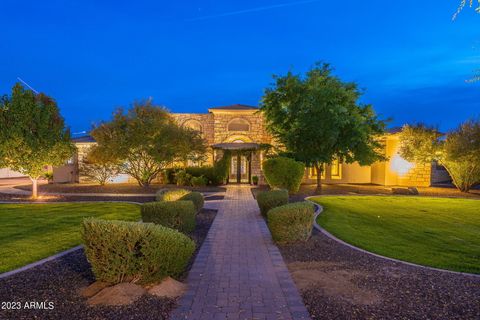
left=183, top=119, right=203, bottom=133
left=227, top=118, right=250, bottom=131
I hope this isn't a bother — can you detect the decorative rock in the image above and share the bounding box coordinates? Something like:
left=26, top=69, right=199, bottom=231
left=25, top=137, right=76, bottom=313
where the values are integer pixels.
left=87, top=283, right=147, bottom=306
left=391, top=187, right=418, bottom=195
left=147, top=277, right=187, bottom=298
left=79, top=281, right=110, bottom=298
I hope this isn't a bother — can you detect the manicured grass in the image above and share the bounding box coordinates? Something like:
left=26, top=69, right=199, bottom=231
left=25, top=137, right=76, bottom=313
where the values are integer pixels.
left=312, top=196, right=480, bottom=274
left=0, top=202, right=140, bottom=273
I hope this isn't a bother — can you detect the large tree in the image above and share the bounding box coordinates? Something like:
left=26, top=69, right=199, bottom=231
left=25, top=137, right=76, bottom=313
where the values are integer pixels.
left=91, top=100, right=206, bottom=187
left=261, top=63, right=387, bottom=192
left=399, top=121, right=480, bottom=192
left=0, top=83, right=74, bottom=198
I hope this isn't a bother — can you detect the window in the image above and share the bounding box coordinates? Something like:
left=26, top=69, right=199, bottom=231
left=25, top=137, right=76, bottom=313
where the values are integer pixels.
left=331, top=159, right=342, bottom=179
left=309, top=165, right=325, bottom=179
left=183, top=119, right=203, bottom=133
left=228, top=118, right=250, bottom=131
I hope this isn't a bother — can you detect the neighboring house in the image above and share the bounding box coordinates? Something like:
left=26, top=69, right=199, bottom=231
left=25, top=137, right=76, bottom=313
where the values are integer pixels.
left=53, top=104, right=442, bottom=187
left=0, top=168, right=26, bottom=179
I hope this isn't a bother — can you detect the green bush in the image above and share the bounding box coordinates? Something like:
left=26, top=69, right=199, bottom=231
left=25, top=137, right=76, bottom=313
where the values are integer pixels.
left=267, top=202, right=314, bottom=243
left=256, top=189, right=289, bottom=217
left=163, top=168, right=177, bottom=184
left=176, top=170, right=192, bottom=186
left=179, top=191, right=204, bottom=212
left=82, top=218, right=195, bottom=284
left=191, top=175, right=208, bottom=187
left=156, top=188, right=190, bottom=201
left=213, top=150, right=231, bottom=184
left=262, top=157, right=305, bottom=193
left=141, top=201, right=196, bottom=233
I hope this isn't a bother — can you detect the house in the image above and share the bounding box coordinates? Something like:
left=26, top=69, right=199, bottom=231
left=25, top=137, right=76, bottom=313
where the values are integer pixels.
left=53, top=104, right=442, bottom=187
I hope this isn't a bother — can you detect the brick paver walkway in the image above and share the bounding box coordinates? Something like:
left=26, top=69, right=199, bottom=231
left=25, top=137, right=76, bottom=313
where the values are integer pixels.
left=171, top=185, right=310, bottom=320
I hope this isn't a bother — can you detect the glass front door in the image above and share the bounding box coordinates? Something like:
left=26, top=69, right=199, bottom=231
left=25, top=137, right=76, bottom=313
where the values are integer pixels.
left=229, top=153, right=250, bottom=183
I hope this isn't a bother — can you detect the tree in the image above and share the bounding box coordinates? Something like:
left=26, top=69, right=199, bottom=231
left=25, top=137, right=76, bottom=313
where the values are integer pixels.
left=399, top=121, right=480, bottom=192
left=80, top=145, right=121, bottom=185
left=0, top=83, right=74, bottom=198
left=261, top=63, right=387, bottom=192
left=174, top=126, right=207, bottom=167
left=91, top=100, right=206, bottom=187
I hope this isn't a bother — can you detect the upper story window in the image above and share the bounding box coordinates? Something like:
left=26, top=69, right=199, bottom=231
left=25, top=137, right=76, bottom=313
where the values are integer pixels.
left=228, top=118, right=250, bottom=131
left=183, top=119, right=203, bottom=133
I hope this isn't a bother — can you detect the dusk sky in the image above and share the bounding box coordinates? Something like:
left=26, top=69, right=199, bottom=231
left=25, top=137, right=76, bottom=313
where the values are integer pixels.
left=1, top=1, right=479, bottom=134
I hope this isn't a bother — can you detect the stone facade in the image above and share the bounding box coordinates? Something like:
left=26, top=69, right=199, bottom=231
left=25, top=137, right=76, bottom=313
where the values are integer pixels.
left=55, top=104, right=438, bottom=187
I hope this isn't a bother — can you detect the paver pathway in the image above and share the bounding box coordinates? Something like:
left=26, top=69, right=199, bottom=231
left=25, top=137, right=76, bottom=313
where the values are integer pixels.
left=171, top=185, right=310, bottom=320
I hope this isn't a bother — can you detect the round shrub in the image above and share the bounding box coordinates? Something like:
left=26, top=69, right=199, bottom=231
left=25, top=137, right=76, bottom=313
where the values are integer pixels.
left=267, top=202, right=315, bottom=244
left=176, top=170, right=192, bottom=186
left=262, top=157, right=305, bottom=193
left=256, top=189, right=289, bottom=217
left=141, top=201, right=196, bottom=233
left=82, top=218, right=195, bottom=284
left=179, top=191, right=204, bottom=213
left=156, top=188, right=190, bottom=201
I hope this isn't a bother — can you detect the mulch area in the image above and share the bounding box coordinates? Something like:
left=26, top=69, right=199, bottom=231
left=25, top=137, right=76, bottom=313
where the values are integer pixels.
left=0, top=208, right=217, bottom=320
left=279, top=230, right=480, bottom=320
left=15, top=183, right=226, bottom=194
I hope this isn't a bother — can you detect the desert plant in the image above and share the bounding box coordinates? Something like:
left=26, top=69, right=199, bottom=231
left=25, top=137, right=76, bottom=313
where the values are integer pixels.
left=267, top=202, right=315, bottom=243
left=262, top=157, right=305, bottom=193
left=82, top=218, right=195, bottom=284
left=141, top=201, right=196, bottom=233
left=179, top=191, right=204, bottom=212
left=155, top=188, right=190, bottom=201
left=256, top=189, right=289, bottom=217
left=176, top=170, right=192, bottom=186
left=191, top=175, right=208, bottom=187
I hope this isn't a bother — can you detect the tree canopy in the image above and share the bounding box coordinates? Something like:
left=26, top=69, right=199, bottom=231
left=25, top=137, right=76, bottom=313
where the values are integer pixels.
left=260, top=63, right=387, bottom=190
left=399, top=121, right=480, bottom=192
left=0, top=83, right=74, bottom=197
left=90, top=100, right=206, bottom=187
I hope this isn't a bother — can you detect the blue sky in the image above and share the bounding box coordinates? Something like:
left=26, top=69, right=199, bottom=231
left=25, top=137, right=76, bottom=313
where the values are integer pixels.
left=1, top=0, right=479, bottom=133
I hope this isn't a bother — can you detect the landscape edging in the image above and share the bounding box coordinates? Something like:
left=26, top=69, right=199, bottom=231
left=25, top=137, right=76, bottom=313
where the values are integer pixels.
left=305, top=196, right=480, bottom=278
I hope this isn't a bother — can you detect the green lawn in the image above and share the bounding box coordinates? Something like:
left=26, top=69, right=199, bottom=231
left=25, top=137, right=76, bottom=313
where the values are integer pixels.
left=312, top=196, right=480, bottom=274
left=0, top=202, right=140, bottom=273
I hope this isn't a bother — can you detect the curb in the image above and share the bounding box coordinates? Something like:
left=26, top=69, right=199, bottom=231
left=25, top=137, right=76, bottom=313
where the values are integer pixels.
left=0, top=245, right=83, bottom=280
left=305, top=196, right=480, bottom=278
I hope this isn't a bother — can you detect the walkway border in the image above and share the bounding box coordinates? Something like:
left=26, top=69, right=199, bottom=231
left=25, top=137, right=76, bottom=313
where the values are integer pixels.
left=305, top=196, right=480, bottom=278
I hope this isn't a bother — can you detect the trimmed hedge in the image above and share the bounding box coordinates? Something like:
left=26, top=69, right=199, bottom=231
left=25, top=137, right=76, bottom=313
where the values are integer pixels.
left=156, top=188, right=190, bottom=201
left=82, top=218, right=195, bottom=284
left=263, top=157, right=305, bottom=193
left=141, top=201, right=196, bottom=233
left=179, top=191, right=204, bottom=213
left=267, top=202, right=315, bottom=243
left=256, top=189, right=289, bottom=217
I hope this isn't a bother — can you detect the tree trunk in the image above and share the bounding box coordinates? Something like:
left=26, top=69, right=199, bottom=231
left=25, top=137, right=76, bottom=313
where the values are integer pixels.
left=31, top=178, right=38, bottom=199
left=314, top=163, right=322, bottom=194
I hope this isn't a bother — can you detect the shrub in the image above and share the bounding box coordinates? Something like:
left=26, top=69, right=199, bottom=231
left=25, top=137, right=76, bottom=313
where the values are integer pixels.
left=156, top=188, right=190, bottom=201
left=141, top=201, right=196, bottom=233
left=163, top=168, right=177, bottom=184
left=82, top=218, right=195, bottom=284
left=191, top=175, right=208, bottom=187
left=252, top=175, right=259, bottom=185
left=267, top=202, right=314, bottom=243
left=263, top=157, right=305, bottom=193
left=179, top=191, right=204, bottom=212
left=256, top=189, right=289, bottom=217
left=212, top=150, right=231, bottom=184
left=176, top=170, right=192, bottom=186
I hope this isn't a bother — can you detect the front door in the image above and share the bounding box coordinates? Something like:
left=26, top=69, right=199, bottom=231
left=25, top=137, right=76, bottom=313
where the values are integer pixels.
left=229, top=153, right=250, bottom=183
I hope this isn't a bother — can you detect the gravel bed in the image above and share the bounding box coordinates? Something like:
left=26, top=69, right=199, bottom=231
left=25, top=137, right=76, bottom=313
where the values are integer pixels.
left=0, top=208, right=217, bottom=320
left=279, top=230, right=480, bottom=320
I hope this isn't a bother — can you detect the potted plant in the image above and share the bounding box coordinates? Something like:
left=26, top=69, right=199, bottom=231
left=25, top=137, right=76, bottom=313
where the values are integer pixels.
left=252, top=175, right=259, bottom=185
left=44, top=172, right=54, bottom=184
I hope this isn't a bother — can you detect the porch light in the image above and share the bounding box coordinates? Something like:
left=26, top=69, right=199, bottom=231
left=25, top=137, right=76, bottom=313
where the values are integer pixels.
left=390, top=154, right=414, bottom=176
